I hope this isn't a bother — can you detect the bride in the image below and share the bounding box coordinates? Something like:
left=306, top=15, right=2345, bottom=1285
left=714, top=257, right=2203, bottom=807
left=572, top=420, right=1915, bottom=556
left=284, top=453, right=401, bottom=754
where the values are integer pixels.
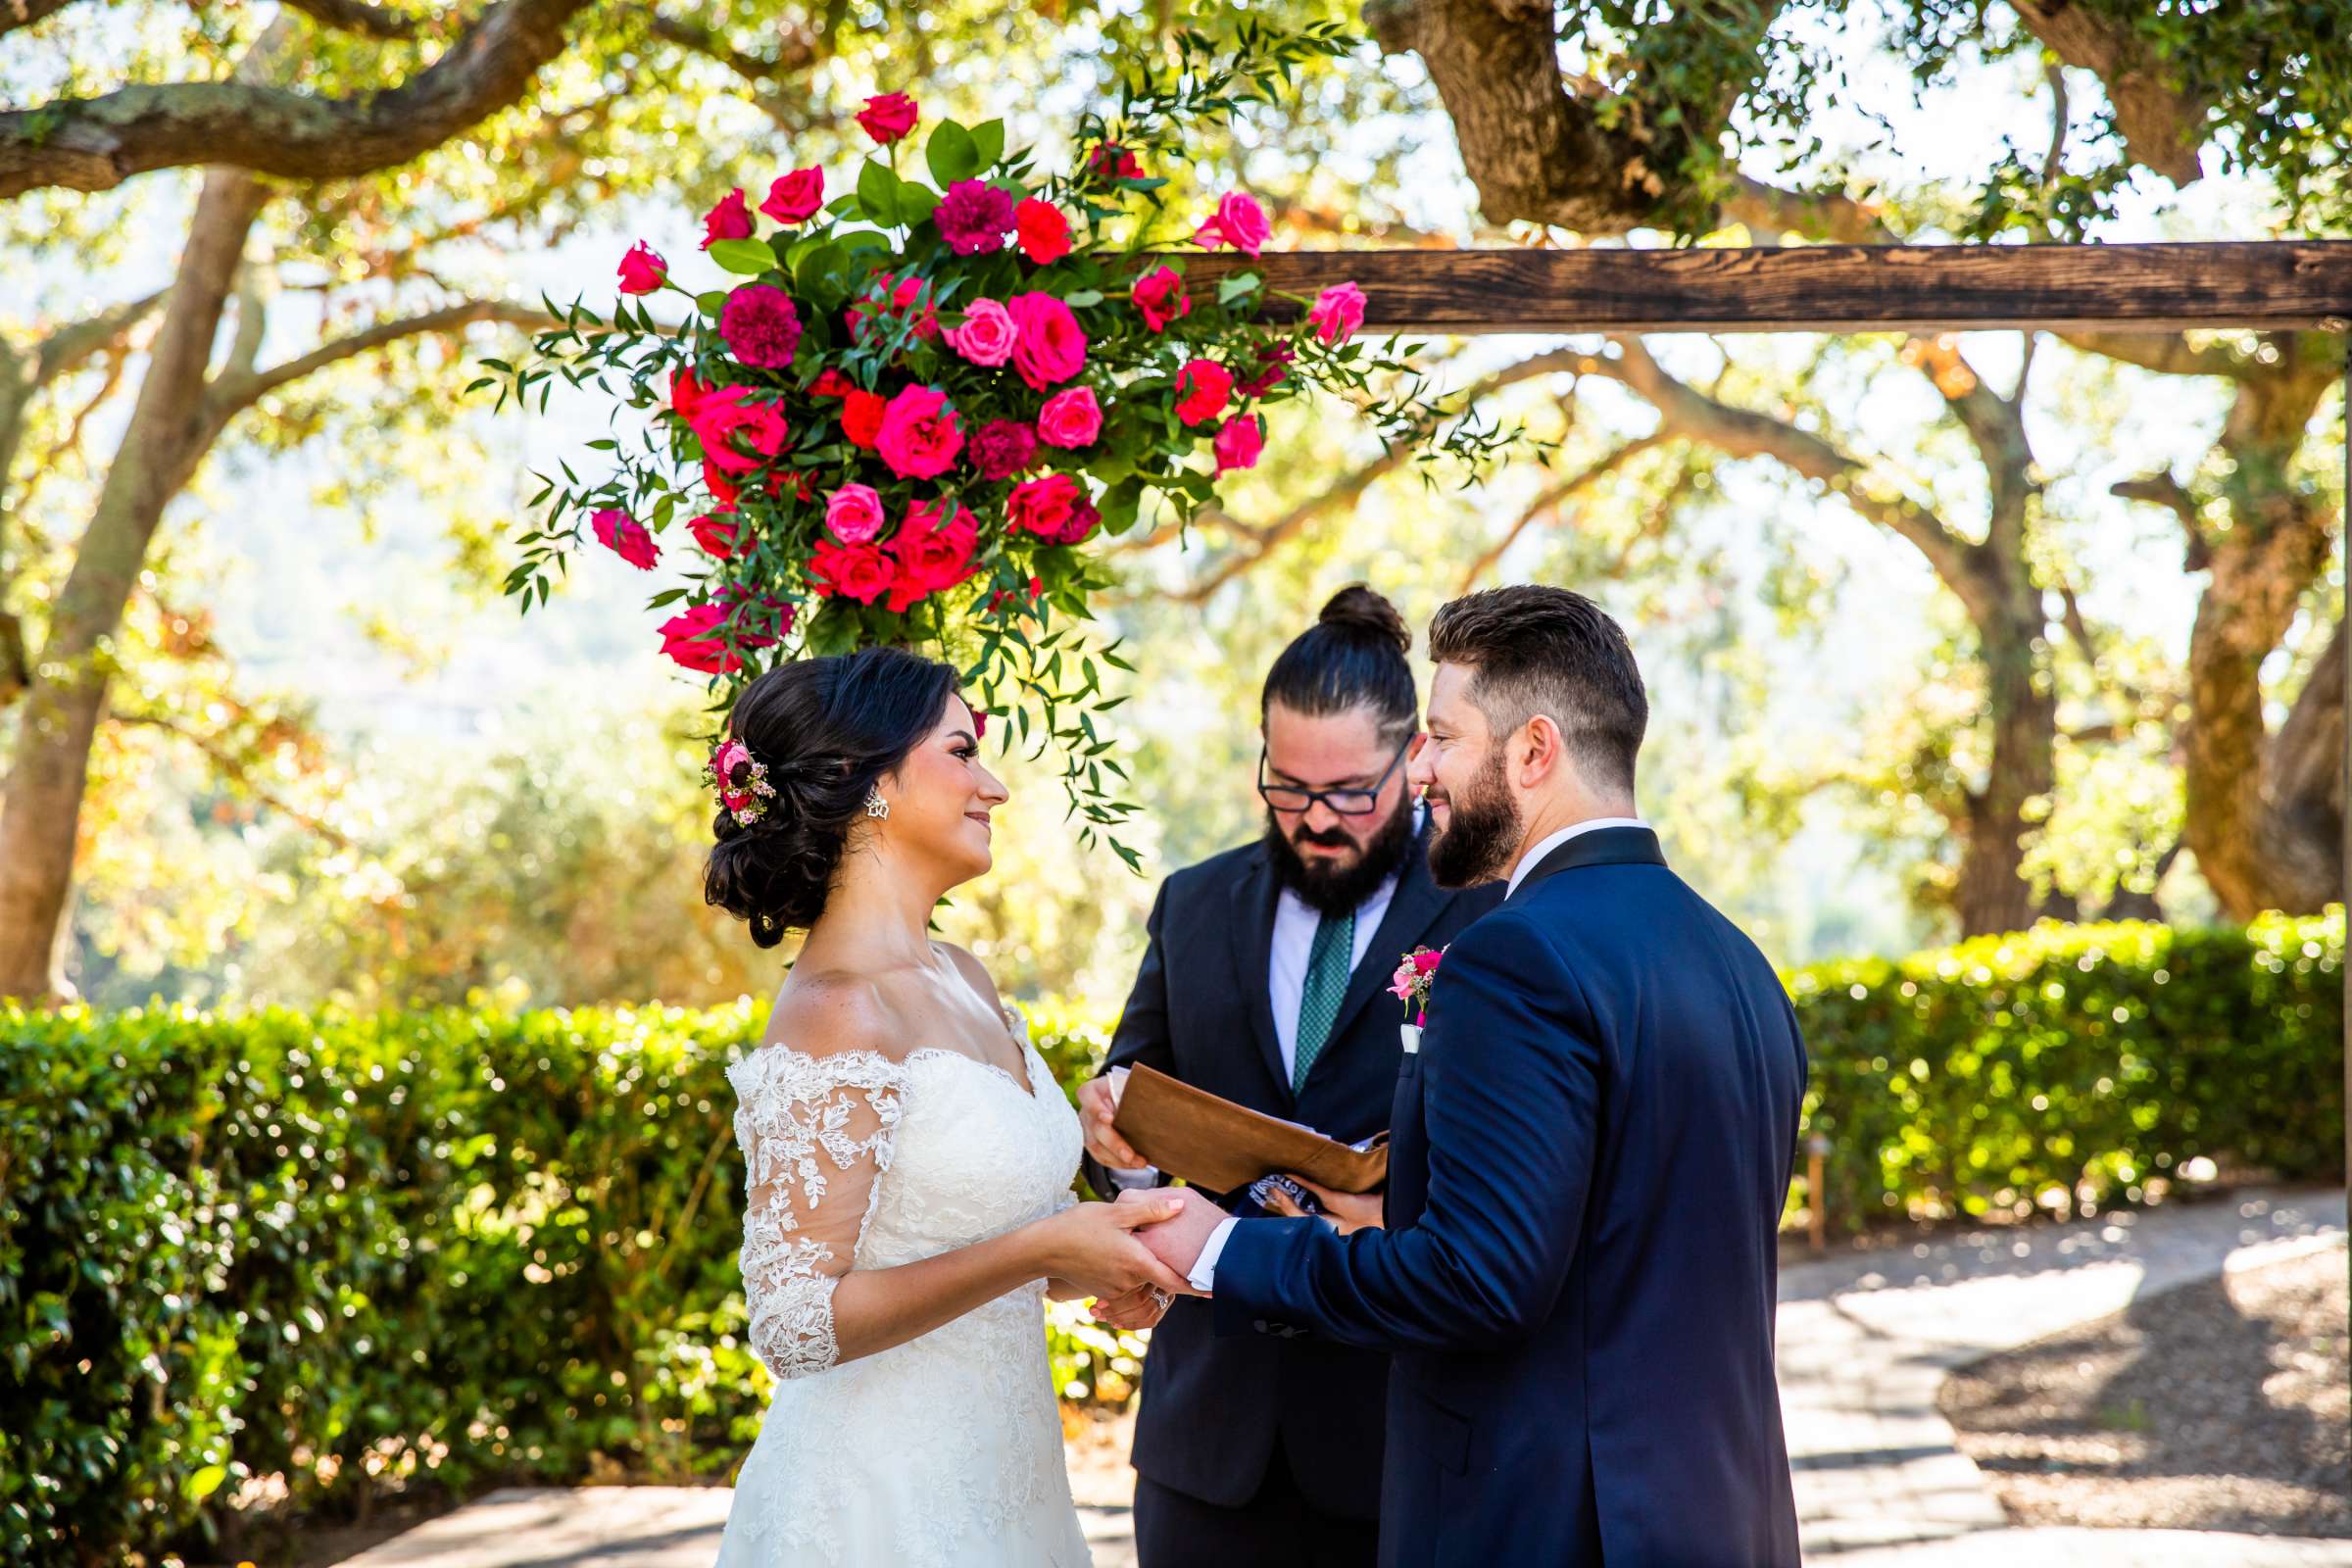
left=702, top=645, right=1188, bottom=1568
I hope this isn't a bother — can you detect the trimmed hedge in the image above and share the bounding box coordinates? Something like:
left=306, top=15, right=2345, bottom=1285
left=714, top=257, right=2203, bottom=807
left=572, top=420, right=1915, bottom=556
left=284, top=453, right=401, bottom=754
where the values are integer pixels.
left=2, top=916, right=2341, bottom=1562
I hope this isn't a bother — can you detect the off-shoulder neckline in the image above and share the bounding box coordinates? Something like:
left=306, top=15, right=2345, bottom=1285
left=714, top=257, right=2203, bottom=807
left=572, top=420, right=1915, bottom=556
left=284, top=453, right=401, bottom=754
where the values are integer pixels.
left=734, top=1006, right=1039, bottom=1100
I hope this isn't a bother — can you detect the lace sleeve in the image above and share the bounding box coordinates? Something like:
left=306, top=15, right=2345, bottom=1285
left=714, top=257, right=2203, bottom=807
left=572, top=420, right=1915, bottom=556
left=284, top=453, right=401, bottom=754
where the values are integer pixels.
left=727, top=1046, right=910, bottom=1382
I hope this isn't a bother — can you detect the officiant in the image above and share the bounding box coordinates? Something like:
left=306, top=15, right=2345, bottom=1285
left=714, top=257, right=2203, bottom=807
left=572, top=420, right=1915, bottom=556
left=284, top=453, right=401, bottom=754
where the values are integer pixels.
left=1079, top=586, right=1504, bottom=1567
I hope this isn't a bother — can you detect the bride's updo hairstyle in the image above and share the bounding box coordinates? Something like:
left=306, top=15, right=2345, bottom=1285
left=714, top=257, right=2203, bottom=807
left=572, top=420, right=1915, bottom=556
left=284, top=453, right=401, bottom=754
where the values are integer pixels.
left=704, top=645, right=960, bottom=947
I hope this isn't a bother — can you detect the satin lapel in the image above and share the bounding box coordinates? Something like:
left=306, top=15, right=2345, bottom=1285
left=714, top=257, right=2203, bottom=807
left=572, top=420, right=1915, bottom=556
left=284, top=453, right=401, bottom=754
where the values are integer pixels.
left=1503, top=824, right=1667, bottom=907
left=1230, top=845, right=1291, bottom=1104
left=1314, top=824, right=1449, bottom=1069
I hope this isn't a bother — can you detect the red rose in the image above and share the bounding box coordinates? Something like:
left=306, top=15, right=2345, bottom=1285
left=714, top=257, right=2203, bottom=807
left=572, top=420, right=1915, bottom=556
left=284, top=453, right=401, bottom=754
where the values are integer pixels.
left=701, top=189, right=753, bottom=250
left=760, top=167, right=825, bottom=224
left=1174, top=359, right=1233, bottom=426
left=690, top=514, right=744, bottom=558
left=1087, top=141, right=1144, bottom=181
left=875, top=384, right=964, bottom=479
left=884, top=499, right=980, bottom=612
left=704, top=461, right=741, bottom=512
left=810, top=368, right=856, bottom=398
left=841, top=389, right=887, bottom=449
left=809, top=536, right=896, bottom=604
left=616, top=241, right=666, bottom=295
left=592, top=507, right=659, bottom=569
left=1237, top=341, right=1295, bottom=398
left=1006, top=472, right=1083, bottom=539
left=856, top=92, right=919, bottom=145
left=659, top=603, right=744, bottom=674
left=1014, top=198, right=1072, bottom=265
left=1130, top=265, right=1191, bottom=332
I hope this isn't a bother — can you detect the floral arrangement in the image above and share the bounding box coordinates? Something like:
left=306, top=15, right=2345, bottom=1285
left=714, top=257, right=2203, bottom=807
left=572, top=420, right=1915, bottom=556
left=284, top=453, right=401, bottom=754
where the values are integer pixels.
left=1389, top=945, right=1446, bottom=1026
left=489, top=25, right=1503, bottom=860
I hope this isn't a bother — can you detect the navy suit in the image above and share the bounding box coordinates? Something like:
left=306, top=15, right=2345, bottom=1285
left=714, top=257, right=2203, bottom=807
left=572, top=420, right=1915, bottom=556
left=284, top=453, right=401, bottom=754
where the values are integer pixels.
left=1087, top=822, right=1503, bottom=1563
left=1209, top=826, right=1806, bottom=1567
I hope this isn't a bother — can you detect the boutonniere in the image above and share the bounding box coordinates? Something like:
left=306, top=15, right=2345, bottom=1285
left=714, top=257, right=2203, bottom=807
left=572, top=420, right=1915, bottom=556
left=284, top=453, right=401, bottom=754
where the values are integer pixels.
left=1389, top=946, right=1446, bottom=1053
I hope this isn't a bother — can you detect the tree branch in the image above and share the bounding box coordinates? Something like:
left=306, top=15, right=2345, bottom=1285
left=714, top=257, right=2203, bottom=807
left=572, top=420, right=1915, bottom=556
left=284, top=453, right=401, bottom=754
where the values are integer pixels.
left=2058, top=329, right=2251, bottom=378
left=2111, top=470, right=2212, bottom=569
left=274, top=0, right=442, bottom=38
left=0, top=0, right=596, bottom=198
left=111, top=710, right=352, bottom=850
left=1454, top=434, right=1664, bottom=592
left=2009, top=1, right=2208, bottom=185
left=204, top=298, right=559, bottom=417
left=0, top=0, right=78, bottom=38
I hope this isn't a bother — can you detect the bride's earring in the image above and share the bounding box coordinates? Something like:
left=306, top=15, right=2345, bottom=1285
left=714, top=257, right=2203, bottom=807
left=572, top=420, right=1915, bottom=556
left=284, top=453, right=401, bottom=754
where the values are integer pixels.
left=864, top=787, right=890, bottom=820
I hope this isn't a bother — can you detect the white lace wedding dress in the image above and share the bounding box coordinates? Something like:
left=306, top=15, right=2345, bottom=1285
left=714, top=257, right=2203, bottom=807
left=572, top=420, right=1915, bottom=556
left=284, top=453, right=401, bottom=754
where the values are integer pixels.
left=710, top=1004, right=1092, bottom=1567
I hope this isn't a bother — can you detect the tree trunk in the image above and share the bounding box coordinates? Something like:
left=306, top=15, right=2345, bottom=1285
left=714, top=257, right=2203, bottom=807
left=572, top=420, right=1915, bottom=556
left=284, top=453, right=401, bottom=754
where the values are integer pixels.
left=2180, top=355, right=2340, bottom=921
left=1952, top=589, right=2057, bottom=937
left=0, top=168, right=267, bottom=1003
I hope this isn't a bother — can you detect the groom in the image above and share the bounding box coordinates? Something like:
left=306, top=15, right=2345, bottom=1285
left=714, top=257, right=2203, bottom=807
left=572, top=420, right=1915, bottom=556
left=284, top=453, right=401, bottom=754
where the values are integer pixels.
left=1129, top=585, right=1806, bottom=1567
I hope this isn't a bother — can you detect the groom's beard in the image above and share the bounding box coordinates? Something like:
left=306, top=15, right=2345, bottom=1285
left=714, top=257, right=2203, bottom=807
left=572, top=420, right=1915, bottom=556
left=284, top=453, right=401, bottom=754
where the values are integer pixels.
left=1427, top=743, right=1524, bottom=889
left=1265, top=792, right=1415, bottom=918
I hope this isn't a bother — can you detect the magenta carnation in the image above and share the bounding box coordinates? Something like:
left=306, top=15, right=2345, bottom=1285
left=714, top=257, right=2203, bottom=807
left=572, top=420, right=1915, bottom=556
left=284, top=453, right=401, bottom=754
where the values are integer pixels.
left=935, top=178, right=1016, bottom=256
left=720, top=284, right=804, bottom=368
left=969, top=418, right=1039, bottom=480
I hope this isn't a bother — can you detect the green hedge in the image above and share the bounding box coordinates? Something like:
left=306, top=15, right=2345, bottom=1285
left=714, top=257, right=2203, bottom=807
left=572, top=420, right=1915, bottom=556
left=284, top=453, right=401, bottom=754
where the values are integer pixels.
left=3, top=916, right=2342, bottom=1563
left=1788, top=911, right=2344, bottom=1230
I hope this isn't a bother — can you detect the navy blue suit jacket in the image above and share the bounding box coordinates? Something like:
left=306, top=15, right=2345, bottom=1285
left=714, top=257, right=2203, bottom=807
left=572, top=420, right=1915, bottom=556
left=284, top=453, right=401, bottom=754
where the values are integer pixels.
left=1209, top=826, right=1806, bottom=1566
left=1085, top=822, right=1502, bottom=1516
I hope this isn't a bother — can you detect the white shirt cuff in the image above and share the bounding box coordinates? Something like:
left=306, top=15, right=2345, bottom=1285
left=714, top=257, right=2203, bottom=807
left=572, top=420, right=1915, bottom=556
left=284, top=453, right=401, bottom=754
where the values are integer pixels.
left=1188, top=1216, right=1238, bottom=1294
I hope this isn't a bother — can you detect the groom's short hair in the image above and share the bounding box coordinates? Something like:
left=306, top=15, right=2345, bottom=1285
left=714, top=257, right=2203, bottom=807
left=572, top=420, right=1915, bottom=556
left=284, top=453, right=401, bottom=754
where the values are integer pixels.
left=1427, top=585, right=1647, bottom=794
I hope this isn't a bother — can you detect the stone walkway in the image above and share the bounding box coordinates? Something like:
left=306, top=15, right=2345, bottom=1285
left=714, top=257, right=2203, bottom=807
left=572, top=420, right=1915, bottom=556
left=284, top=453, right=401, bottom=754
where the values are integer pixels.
left=329, top=1188, right=2346, bottom=1568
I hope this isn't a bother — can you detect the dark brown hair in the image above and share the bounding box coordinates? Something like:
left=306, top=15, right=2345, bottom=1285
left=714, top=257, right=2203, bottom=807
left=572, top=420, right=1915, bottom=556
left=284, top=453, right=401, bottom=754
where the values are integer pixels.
left=1260, top=584, right=1417, bottom=745
left=703, top=646, right=960, bottom=946
left=1426, top=585, right=1647, bottom=795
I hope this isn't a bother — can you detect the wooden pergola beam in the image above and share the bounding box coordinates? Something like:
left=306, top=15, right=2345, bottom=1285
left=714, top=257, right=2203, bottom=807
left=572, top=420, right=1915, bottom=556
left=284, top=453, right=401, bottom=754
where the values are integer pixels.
left=1179, top=242, right=2352, bottom=335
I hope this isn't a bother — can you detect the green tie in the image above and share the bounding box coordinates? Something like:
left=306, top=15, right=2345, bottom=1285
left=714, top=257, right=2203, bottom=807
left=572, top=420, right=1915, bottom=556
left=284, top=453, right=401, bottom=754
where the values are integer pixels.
left=1293, top=909, right=1355, bottom=1095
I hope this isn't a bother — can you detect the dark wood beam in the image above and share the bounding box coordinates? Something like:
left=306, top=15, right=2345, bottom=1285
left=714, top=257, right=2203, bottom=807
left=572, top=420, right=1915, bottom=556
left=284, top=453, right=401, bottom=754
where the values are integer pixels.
left=1176, top=243, right=2352, bottom=335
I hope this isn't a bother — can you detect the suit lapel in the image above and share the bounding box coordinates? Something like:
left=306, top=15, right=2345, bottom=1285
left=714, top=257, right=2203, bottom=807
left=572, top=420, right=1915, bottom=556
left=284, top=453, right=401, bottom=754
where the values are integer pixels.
left=1313, top=822, right=1450, bottom=1069
left=1230, top=845, right=1292, bottom=1103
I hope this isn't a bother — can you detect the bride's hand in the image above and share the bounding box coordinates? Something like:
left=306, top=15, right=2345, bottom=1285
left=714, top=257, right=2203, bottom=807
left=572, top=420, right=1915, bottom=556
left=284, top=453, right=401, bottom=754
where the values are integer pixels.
left=1089, top=1280, right=1174, bottom=1331
left=1030, top=1198, right=1195, bottom=1299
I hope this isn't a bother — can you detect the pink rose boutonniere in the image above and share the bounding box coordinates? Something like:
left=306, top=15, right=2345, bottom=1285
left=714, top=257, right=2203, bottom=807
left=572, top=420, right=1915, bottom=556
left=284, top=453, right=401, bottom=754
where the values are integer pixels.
left=1389, top=945, right=1446, bottom=1047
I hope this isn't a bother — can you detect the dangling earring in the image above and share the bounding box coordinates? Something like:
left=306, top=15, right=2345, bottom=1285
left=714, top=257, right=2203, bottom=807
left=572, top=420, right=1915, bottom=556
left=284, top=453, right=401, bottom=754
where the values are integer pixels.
left=864, top=786, right=891, bottom=820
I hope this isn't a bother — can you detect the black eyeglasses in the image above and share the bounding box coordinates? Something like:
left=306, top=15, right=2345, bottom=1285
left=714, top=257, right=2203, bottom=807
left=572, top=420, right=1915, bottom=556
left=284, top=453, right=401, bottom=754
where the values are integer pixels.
left=1256, top=740, right=1412, bottom=816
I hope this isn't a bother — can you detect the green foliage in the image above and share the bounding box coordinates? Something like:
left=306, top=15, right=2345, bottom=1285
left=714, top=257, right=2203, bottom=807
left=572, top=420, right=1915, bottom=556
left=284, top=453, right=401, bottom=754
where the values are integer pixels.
left=0, top=998, right=1119, bottom=1565
left=1791, top=910, right=2346, bottom=1231
left=8, top=912, right=2340, bottom=1559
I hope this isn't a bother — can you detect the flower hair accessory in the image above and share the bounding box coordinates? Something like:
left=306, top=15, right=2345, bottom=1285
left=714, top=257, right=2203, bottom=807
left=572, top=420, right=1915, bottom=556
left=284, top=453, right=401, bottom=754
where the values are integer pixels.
left=1389, top=945, right=1446, bottom=1026
left=707, top=736, right=777, bottom=825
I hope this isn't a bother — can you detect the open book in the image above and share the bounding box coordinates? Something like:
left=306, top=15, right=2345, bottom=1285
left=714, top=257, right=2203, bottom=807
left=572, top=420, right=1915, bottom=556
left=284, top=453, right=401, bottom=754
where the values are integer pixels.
left=1109, top=1062, right=1390, bottom=1195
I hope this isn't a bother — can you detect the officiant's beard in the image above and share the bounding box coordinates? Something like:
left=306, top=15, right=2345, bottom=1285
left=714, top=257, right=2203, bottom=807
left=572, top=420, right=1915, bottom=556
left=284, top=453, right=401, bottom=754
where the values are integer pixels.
left=1265, top=793, right=1416, bottom=918
left=1427, top=744, right=1523, bottom=889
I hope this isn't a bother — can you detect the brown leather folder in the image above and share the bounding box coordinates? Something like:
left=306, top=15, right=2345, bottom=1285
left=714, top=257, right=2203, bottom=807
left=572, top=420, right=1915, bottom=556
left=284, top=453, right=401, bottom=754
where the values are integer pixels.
left=1110, top=1062, right=1390, bottom=1195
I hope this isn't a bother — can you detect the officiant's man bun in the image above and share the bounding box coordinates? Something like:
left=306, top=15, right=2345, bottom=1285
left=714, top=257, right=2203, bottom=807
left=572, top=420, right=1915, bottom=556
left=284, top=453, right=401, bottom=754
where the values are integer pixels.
left=1262, top=584, right=1417, bottom=742
left=1428, top=585, right=1647, bottom=793
left=705, top=646, right=959, bottom=946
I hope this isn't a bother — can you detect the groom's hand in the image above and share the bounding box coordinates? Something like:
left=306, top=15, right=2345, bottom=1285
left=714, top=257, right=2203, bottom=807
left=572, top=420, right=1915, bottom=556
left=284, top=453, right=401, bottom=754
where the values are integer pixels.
left=1115, top=1186, right=1222, bottom=1286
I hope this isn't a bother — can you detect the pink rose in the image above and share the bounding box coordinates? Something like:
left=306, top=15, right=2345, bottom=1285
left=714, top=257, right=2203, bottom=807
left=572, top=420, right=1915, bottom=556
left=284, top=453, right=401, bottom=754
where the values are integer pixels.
left=884, top=498, right=980, bottom=612
left=857, top=92, right=918, bottom=144
left=875, top=384, right=964, bottom=479
left=1130, top=265, right=1191, bottom=332
left=592, top=507, right=658, bottom=569
left=1006, top=472, right=1083, bottom=539
left=1005, top=291, right=1088, bottom=391
left=1308, top=280, right=1367, bottom=345
left=947, top=297, right=1017, bottom=367
left=1174, top=359, right=1233, bottom=427
left=825, top=482, right=887, bottom=544
left=659, top=603, right=745, bottom=674
left=1036, top=386, right=1102, bottom=449
left=701, top=188, right=753, bottom=250
left=760, top=167, right=825, bottom=223
left=968, top=418, right=1038, bottom=480
left=1014, top=199, right=1071, bottom=265
left=1192, top=191, right=1270, bottom=257
left=809, top=537, right=896, bottom=605
left=720, top=283, right=803, bottom=369
left=616, top=241, right=666, bottom=295
left=1213, top=414, right=1263, bottom=473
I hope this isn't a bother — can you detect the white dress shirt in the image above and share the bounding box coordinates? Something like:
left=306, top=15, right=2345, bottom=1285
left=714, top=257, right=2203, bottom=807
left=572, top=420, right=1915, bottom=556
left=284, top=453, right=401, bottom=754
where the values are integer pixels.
left=1186, top=814, right=1652, bottom=1292
left=1103, top=807, right=1420, bottom=1193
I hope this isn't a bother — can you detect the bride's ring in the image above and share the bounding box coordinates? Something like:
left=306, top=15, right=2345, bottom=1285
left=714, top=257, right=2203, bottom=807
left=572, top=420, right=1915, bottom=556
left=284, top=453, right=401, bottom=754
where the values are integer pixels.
left=1148, top=1287, right=1171, bottom=1310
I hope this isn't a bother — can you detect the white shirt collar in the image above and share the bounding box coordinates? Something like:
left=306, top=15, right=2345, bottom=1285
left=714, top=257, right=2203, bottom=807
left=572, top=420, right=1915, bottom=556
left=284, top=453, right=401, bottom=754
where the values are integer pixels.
left=1504, top=817, right=1650, bottom=899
